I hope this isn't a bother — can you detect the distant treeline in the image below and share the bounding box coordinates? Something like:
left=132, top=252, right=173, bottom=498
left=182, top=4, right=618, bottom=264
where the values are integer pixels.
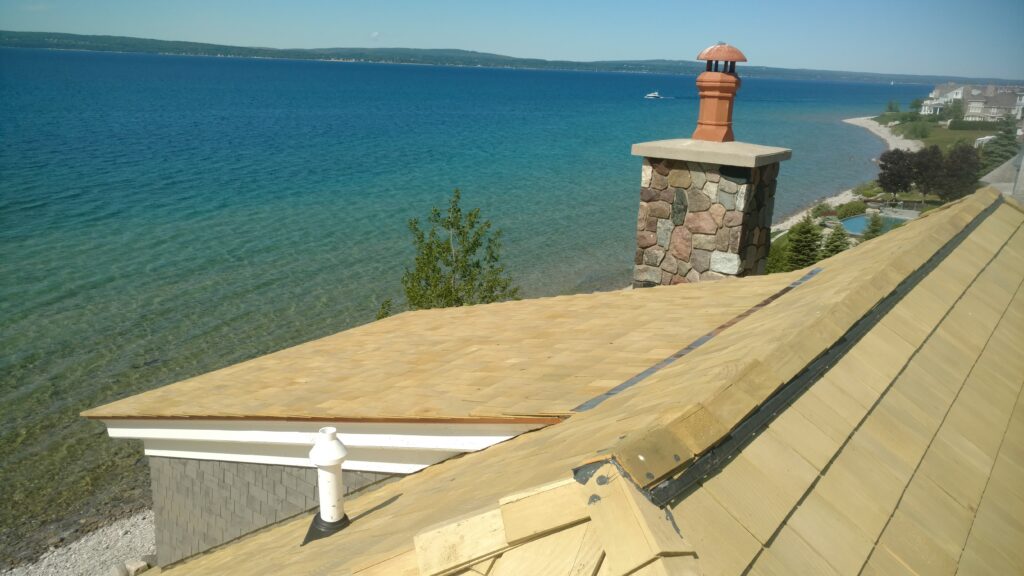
left=1, top=30, right=1018, bottom=86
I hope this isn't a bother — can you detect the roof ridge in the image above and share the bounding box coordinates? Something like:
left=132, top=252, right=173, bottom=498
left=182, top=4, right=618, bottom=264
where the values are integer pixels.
left=600, top=190, right=1002, bottom=499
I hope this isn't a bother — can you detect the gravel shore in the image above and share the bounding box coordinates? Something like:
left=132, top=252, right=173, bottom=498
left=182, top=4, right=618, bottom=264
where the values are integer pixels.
left=772, top=188, right=860, bottom=233
left=1, top=511, right=154, bottom=576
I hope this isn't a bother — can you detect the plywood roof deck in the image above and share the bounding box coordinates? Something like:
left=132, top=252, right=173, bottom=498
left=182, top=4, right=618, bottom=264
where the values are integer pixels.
left=160, top=189, right=1023, bottom=575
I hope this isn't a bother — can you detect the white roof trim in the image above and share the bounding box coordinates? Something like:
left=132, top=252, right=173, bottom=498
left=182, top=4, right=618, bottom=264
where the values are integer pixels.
left=102, top=419, right=543, bottom=475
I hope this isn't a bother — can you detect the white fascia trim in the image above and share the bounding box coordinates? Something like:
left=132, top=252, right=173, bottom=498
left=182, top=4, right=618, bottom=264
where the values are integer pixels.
left=102, top=419, right=543, bottom=475
left=141, top=438, right=456, bottom=474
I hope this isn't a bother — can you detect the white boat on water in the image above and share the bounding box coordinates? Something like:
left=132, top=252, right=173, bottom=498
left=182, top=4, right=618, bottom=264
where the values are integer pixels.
left=644, top=91, right=664, bottom=99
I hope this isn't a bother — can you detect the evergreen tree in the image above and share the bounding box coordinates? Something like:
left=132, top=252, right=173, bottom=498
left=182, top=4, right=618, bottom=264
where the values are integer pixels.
left=765, top=239, right=789, bottom=274
left=941, top=142, right=981, bottom=201
left=980, top=122, right=1021, bottom=172
left=862, top=213, right=884, bottom=240
left=821, top=224, right=851, bottom=258
left=378, top=189, right=519, bottom=317
left=878, top=149, right=915, bottom=195
left=785, top=215, right=822, bottom=271
left=886, top=100, right=900, bottom=113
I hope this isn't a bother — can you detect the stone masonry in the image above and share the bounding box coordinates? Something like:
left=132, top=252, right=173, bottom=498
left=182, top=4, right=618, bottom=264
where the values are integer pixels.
left=633, top=157, right=779, bottom=287
left=150, top=457, right=394, bottom=567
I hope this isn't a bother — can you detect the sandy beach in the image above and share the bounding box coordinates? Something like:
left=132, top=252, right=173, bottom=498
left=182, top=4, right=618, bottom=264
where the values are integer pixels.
left=771, top=116, right=923, bottom=233
left=842, top=116, right=924, bottom=152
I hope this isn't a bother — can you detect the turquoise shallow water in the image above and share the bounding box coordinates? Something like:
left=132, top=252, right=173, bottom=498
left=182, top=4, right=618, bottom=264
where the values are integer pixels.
left=0, top=46, right=928, bottom=560
left=841, top=214, right=907, bottom=235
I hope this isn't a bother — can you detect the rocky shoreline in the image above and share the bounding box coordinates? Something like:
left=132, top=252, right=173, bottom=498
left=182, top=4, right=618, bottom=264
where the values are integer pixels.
left=1, top=511, right=154, bottom=576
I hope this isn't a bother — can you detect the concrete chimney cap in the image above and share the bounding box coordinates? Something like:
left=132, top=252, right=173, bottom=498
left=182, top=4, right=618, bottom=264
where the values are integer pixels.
left=696, top=42, right=747, bottom=62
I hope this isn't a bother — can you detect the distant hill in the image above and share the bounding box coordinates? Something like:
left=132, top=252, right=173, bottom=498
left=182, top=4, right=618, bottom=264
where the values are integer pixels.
left=1, top=30, right=1018, bottom=86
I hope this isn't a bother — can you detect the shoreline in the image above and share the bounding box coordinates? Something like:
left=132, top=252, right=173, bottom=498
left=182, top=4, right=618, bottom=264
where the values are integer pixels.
left=841, top=116, right=925, bottom=152
left=0, top=511, right=154, bottom=576
left=771, top=116, right=924, bottom=234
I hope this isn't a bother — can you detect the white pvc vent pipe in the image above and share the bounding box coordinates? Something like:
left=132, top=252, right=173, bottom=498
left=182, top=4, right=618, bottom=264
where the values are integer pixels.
left=308, top=426, right=348, bottom=523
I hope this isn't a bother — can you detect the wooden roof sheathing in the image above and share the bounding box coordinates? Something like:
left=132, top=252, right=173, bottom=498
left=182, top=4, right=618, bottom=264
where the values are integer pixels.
left=154, top=189, right=1023, bottom=575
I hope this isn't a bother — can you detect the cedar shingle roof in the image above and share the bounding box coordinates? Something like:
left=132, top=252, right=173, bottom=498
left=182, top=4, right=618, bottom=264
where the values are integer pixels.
left=148, top=189, right=1023, bottom=575
left=83, top=269, right=798, bottom=423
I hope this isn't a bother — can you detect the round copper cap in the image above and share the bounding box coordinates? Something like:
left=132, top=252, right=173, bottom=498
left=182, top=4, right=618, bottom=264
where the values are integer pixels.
left=696, top=42, right=747, bottom=62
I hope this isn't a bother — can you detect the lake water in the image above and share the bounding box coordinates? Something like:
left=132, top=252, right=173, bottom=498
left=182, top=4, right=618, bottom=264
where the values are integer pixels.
left=0, top=46, right=928, bottom=560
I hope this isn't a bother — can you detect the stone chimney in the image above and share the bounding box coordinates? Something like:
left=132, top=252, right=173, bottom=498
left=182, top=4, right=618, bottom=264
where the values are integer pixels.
left=631, top=43, right=792, bottom=287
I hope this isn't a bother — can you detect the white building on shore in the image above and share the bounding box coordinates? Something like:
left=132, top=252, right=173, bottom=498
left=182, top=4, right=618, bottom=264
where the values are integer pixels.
left=919, top=83, right=1024, bottom=121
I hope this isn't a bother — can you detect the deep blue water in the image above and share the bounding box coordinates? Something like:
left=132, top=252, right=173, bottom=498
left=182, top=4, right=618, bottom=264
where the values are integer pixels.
left=0, top=47, right=928, bottom=545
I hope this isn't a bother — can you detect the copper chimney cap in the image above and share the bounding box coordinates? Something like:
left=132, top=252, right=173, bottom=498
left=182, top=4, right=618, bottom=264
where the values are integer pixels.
left=696, top=42, right=747, bottom=63
left=691, top=42, right=745, bottom=142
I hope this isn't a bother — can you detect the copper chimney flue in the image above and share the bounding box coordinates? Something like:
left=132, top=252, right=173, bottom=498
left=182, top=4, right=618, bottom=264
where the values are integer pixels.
left=692, top=42, right=747, bottom=142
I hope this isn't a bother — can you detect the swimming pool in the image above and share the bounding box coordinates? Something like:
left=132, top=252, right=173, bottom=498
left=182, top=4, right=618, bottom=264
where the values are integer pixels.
left=840, top=214, right=907, bottom=236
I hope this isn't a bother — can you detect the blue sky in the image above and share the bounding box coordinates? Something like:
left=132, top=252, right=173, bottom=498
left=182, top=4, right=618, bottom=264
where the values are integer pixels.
left=2, top=0, right=1022, bottom=80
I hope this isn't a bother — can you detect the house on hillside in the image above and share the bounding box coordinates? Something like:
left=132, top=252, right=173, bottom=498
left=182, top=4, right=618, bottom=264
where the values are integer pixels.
left=84, top=45, right=1024, bottom=576
left=921, top=83, right=1024, bottom=120
left=919, top=83, right=965, bottom=115
left=919, top=99, right=944, bottom=115
left=965, top=91, right=1019, bottom=122
left=964, top=91, right=987, bottom=120
left=930, top=82, right=964, bottom=103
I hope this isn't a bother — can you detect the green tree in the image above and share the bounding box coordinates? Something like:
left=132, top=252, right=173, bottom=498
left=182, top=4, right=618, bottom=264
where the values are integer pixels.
left=913, top=145, right=944, bottom=197
left=886, top=100, right=900, bottom=113
left=862, top=213, right=884, bottom=240
left=821, top=224, right=851, bottom=258
left=941, top=142, right=981, bottom=201
left=765, top=237, right=789, bottom=274
left=940, top=99, right=964, bottom=121
left=910, top=98, right=924, bottom=112
left=380, top=189, right=519, bottom=317
left=980, top=122, right=1021, bottom=172
left=375, top=299, right=392, bottom=320
left=785, top=216, right=822, bottom=271
left=878, top=149, right=915, bottom=194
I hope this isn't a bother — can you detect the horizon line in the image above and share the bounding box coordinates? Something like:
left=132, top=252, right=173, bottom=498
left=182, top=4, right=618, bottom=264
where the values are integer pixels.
left=3, top=29, right=1023, bottom=83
